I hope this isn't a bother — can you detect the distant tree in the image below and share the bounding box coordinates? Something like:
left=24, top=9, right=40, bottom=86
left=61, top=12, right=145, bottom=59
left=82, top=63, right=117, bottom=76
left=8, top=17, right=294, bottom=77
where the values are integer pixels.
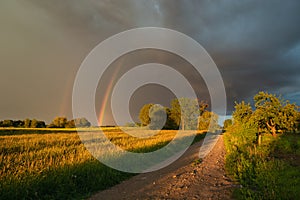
left=170, top=98, right=200, bottom=130
left=31, top=119, right=38, bottom=128
left=139, top=104, right=154, bottom=126
left=48, top=117, right=68, bottom=128
left=232, top=101, right=253, bottom=124
left=13, top=120, right=24, bottom=128
left=164, top=108, right=179, bottom=130
left=252, top=92, right=299, bottom=137
left=36, top=120, right=46, bottom=128
left=24, top=118, right=31, bottom=128
left=223, top=119, right=233, bottom=129
left=2, top=120, right=13, bottom=127
left=65, top=120, right=75, bottom=128
left=198, top=111, right=219, bottom=131
left=74, top=118, right=91, bottom=127
left=148, top=104, right=167, bottom=130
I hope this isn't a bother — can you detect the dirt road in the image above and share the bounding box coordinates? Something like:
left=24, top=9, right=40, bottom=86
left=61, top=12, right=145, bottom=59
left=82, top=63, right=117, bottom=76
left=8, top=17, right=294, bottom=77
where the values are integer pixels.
left=90, top=136, right=234, bottom=200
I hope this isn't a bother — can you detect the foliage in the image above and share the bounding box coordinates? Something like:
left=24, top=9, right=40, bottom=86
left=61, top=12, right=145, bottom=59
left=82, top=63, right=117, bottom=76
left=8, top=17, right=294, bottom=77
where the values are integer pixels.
left=170, top=98, right=200, bottom=130
left=148, top=104, right=167, bottom=130
left=233, top=92, right=299, bottom=137
left=198, top=111, right=219, bottom=131
left=232, top=101, right=253, bottom=124
left=252, top=92, right=299, bottom=136
left=48, top=116, right=68, bottom=128
left=0, top=119, right=46, bottom=128
left=138, top=98, right=208, bottom=130
left=74, top=118, right=91, bottom=127
left=223, top=119, right=233, bottom=129
left=139, top=103, right=154, bottom=126
left=224, top=124, right=300, bottom=199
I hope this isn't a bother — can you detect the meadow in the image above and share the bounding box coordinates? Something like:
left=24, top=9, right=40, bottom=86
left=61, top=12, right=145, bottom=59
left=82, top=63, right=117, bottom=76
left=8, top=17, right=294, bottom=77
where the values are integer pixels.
left=224, top=125, right=300, bottom=199
left=0, top=128, right=206, bottom=199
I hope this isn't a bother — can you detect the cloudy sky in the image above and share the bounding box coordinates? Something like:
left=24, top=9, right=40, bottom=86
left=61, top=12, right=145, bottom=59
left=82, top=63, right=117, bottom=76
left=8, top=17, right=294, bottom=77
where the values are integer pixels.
left=1, top=0, right=300, bottom=125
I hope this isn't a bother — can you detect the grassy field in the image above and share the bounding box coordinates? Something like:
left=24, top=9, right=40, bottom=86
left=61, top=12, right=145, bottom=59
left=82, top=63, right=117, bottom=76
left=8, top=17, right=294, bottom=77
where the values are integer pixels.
left=224, top=125, right=300, bottom=199
left=0, top=128, right=206, bottom=199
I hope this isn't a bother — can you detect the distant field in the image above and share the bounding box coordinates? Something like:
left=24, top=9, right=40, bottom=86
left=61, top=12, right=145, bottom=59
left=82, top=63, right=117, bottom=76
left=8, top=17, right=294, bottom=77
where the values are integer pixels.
left=0, top=128, right=206, bottom=199
left=0, top=127, right=119, bottom=136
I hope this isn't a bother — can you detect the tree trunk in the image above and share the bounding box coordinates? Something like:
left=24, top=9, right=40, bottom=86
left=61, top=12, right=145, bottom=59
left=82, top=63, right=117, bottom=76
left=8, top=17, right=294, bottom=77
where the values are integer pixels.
left=181, top=117, right=185, bottom=130
left=266, top=121, right=277, bottom=137
left=271, top=127, right=277, bottom=137
left=258, top=133, right=262, bottom=145
left=257, top=128, right=262, bottom=145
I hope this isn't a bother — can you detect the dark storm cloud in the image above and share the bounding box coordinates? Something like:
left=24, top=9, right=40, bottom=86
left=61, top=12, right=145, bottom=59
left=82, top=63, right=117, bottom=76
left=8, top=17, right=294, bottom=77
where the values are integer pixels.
left=156, top=0, right=300, bottom=108
left=1, top=0, right=299, bottom=123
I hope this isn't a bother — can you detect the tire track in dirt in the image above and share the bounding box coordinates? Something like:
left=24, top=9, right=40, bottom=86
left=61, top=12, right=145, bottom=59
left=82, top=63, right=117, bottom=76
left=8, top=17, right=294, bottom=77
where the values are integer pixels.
left=90, top=136, right=234, bottom=200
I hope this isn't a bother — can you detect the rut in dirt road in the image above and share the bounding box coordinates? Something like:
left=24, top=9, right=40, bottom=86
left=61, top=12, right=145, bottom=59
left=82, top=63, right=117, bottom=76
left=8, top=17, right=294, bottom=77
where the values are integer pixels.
left=90, top=136, right=235, bottom=200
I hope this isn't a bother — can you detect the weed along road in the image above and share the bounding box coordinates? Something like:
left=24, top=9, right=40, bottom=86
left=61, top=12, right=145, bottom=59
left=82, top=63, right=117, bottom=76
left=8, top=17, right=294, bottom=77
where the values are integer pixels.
left=90, top=136, right=234, bottom=200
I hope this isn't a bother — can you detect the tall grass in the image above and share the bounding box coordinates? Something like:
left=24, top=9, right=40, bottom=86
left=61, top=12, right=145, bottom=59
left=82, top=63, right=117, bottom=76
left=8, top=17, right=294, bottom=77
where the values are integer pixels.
left=224, top=125, right=300, bottom=199
left=0, top=128, right=205, bottom=199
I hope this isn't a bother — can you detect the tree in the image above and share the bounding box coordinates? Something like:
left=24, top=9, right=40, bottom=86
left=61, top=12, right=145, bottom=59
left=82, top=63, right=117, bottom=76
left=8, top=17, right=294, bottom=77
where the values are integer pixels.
left=253, top=92, right=299, bottom=137
left=24, top=118, right=31, bottom=128
left=36, top=120, right=46, bottom=128
left=164, top=108, right=179, bottom=130
left=31, top=119, right=38, bottom=128
left=198, top=111, right=219, bottom=131
left=148, top=104, right=167, bottom=130
left=48, top=117, right=68, bottom=128
left=139, top=104, right=154, bottom=126
left=170, top=98, right=200, bottom=130
left=65, top=120, right=75, bottom=128
left=13, top=120, right=24, bottom=128
left=2, top=120, right=13, bottom=127
left=223, top=119, right=233, bottom=130
left=232, top=101, right=253, bottom=124
left=74, top=118, right=91, bottom=127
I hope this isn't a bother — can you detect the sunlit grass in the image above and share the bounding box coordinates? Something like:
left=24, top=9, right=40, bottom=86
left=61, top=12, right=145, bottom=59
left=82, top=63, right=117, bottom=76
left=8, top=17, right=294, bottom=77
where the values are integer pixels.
left=0, top=128, right=206, bottom=199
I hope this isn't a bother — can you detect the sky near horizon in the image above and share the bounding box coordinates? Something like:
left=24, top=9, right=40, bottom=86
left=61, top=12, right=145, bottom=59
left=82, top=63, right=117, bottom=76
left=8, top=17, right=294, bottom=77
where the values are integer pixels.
left=0, top=0, right=300, bottom=125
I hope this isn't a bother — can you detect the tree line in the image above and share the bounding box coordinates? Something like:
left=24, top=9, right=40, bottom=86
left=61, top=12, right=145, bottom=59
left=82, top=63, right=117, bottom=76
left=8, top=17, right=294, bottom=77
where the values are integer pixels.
left=0, top=117, right=91, bottom=128
left=138, top=97, right=220, bottom=130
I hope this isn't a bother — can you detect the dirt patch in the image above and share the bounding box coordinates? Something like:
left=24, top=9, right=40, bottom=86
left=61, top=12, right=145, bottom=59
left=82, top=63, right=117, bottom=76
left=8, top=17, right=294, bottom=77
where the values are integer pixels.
left=90, top=136, right=234, bottom=200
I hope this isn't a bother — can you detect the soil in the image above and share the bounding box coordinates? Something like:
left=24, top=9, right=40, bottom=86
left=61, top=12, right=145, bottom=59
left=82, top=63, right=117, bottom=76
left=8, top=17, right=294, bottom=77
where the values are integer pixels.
left=90, top=136, right=236, bottom=200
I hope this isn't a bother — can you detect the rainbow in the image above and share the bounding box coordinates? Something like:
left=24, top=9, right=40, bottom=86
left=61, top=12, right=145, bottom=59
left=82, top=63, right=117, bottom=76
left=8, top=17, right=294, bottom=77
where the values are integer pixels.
left=97, top=63, right=122, bottom=126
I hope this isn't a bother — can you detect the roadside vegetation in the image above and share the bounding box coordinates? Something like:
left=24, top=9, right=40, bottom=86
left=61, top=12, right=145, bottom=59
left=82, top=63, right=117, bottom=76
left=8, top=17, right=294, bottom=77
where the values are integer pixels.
left=224, top=91, right=300, bottom=199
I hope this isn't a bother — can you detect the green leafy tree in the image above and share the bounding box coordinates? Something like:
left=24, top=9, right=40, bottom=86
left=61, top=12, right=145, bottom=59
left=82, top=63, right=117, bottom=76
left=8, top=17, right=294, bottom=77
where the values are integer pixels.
left=223, top=119, right=233, bottom=129
left=24, top=118, right=31, bottom=128
left=48, top=117, right=68, bottom=128
left=198, top=111, right=219, bottom=131
left=139, top=104, right=154, bottom=126
left=36, top=120, right=46, bottom=128
left=65, top=120, right=75, bottom=128
left=31, top=119, right=38, bottom=128
left=253, top=92, right=299, bottom=136
left=170, top=98, right=200, bottom=130
left=148, top=104, right=167, bottom=130
left=74, top=118, right=91, bottom=127
left=2, top=120, right=13, bottom=127
left=164, top=108, right=179, bottom=130
left=13, top=120, right=24, bottom=128
left=232, top=101, right=253, bottom=124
